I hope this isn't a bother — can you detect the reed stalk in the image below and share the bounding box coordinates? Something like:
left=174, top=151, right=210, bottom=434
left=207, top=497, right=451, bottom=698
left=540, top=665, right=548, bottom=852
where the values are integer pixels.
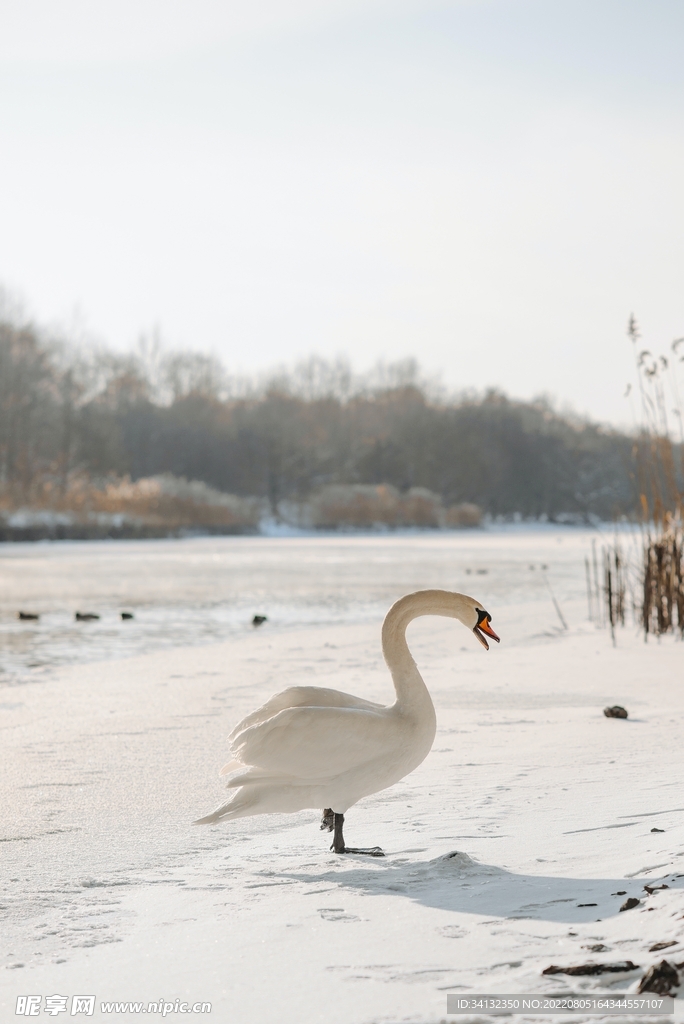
left=599, top=318, right=684, bottom=638
left=632, top=317, right=683, bottom=637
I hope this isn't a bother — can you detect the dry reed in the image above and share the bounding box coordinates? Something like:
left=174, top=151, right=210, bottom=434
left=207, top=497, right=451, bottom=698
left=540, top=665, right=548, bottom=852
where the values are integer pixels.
left=0, top=474, right=261, bottom=532
left=307, top=484, right=482, bottom=530
left=598, top=318, right=684, bottom=638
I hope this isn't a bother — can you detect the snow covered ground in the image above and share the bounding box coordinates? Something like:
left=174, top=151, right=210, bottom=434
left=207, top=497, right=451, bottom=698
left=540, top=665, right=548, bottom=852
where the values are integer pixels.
left=1, top=530, right=683, bottom=1022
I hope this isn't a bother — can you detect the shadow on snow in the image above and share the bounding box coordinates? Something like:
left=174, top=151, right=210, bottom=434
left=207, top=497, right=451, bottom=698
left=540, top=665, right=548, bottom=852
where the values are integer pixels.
left=278, top=851, right=684, bottom=924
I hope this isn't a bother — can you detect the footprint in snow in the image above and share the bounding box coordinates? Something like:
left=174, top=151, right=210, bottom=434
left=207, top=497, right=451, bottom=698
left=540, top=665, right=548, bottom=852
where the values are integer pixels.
left=318, top=907, right=361, bottom=922
left=438, top=925, right=468, bottom=939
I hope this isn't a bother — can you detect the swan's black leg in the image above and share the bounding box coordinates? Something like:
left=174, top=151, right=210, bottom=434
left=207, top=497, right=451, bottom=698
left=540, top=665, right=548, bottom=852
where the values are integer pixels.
left=330, top=812, right=384, bottom=857
left=331, top=812, right=346, bottom=853
left=320, top=808, right=334, bottom=832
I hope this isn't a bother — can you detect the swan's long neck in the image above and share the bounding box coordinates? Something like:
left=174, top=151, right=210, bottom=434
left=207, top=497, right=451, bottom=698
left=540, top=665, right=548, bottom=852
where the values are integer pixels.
left=381, top=590, right=470, bottom=715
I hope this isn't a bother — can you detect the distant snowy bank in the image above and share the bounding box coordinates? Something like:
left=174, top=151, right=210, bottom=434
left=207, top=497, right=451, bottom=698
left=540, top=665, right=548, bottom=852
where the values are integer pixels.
left=1, top=474, right=618, bottom=542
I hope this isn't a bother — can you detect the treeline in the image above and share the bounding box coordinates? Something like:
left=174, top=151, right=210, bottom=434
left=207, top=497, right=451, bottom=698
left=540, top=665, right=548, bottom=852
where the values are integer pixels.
left=0, top=312, right=637, bottom=521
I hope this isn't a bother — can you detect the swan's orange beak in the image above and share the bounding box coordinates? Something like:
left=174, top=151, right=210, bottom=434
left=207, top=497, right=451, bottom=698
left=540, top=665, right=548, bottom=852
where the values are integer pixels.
left=473, top=613, right=500, bottom=650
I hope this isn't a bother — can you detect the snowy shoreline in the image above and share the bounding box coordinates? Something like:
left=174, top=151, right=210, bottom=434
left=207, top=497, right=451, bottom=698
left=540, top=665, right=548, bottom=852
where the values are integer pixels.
left=2, top=591, right=683, bottom=1022
left=0, top=517, right=630, bottom=544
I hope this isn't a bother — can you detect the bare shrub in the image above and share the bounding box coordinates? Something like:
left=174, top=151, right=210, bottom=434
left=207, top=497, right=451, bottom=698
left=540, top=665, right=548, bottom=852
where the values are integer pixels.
left=0, top=473, right=261, bottom=532
left=307, top=485, right=480, bottom=530
left=398, top=488, right=443, bottom=527
left=311, top=484, right=401, bottom=529
left=445, top=502, right=483, bottom=528
left=94, top=475, right=261, bottom=530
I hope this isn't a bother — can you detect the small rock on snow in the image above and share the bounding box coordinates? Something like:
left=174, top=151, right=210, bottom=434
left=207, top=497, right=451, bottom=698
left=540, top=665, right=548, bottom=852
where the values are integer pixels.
left=543, top=961, right=639, bottom=976
left=637, top=960, right=679, bottom=995
left=620, top=897, right=641, bottom=911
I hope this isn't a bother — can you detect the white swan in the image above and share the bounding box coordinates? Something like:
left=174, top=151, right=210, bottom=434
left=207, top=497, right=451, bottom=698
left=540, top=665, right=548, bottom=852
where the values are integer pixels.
left=195, top=589, right=500, bottom=855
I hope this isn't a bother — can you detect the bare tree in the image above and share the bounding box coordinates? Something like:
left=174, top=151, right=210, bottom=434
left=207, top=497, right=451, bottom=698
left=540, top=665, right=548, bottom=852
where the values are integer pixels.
left=0, top=315, right=640, bottom=521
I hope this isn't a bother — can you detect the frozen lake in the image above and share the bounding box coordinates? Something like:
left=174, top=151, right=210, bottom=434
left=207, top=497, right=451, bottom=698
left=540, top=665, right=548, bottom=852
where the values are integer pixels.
left=0, top=526, right=623, bottom=685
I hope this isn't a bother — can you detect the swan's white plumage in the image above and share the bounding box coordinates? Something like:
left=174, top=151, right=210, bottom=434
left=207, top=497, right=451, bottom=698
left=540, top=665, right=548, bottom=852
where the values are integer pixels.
left=195, top=590, right=493, bottom=827
left=227, top=685, right=384, bottom=741
left=232, top=706, right=399, bottom=780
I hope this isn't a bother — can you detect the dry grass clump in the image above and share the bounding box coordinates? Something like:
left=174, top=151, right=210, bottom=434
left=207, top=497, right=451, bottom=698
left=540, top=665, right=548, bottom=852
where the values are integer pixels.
left=0, top=474, right=261, bottom=532
left=310, top=484, right=402, bottom=529
left=642, top=519, right=684, bottom=636
left=445, top=502, right=483, bottom=528
left=598, top=318, right=684, bottom=638
left=94, top=476, right=261, bottom=530
left=311, top=484, right=397, bottom=528
left=628, top=318, right=684, bottom=637
left=1, top=473, right=483, bottom=534
left=308, top=484, right=482, bottom=530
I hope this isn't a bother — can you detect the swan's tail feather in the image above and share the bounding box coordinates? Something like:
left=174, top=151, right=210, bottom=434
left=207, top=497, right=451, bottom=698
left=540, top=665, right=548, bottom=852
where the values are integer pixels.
left=224, top=767, right=301, bottom=788
left=193, top=780, right=297, bottom=824
left=219, top=759, right=242, bottom=776
left=194, top=781, right=327, bottom=823
left=193, top=790, right=254, bottom=825
left=193, top=807, right=231, bottom=825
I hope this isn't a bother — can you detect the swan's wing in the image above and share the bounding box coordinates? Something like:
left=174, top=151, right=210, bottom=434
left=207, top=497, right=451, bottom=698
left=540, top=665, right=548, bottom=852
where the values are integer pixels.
left=228, top=685, right=384, bottom=742
left=230, top=705, right=394, bottom=781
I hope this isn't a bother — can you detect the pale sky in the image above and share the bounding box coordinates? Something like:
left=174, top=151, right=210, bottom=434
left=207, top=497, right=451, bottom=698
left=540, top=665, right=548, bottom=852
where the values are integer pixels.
left=1, top=0, right=683, bottom=424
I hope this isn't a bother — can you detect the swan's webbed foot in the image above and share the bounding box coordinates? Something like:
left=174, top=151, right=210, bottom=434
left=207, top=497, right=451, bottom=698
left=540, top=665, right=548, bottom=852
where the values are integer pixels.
left=320, top=808, right=335, bottom=832
left=329, top=812, right=385, bottom=857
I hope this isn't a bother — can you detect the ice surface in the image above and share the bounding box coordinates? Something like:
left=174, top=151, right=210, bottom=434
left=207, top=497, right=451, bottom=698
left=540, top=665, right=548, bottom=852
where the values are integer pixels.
left=1, top=528, right=682, bottom=1023
left=0, top=527, right=618, bottom=682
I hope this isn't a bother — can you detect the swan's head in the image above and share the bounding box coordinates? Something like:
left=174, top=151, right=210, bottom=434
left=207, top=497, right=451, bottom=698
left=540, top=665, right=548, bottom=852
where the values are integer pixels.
left=472, top=607, right=500, bottom=650
left=461, top=598, right=500, bottom=650
left=386, top=590, right=501, bottom=651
